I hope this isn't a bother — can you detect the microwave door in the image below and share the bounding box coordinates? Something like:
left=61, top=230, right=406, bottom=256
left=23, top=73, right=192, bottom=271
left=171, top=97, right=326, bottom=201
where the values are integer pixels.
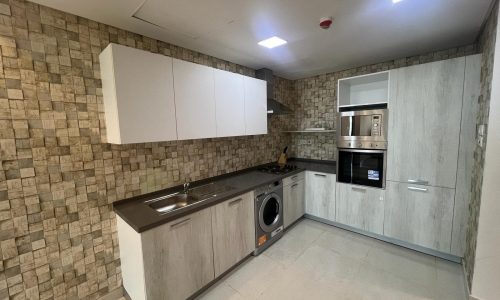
left=340, top=116, right=353, bottom=137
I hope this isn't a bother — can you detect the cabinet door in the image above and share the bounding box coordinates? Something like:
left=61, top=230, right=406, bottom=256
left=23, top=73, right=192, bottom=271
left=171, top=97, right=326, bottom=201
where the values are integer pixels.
left=244, top=77, right=267, bottom=135
left=284, top=179, right=305, bottom=228
left=100, top=43, right=177, bottom=144
left=214, top=69, right=246, bottom=137
left=305, top=172, right=336, bottom=221
left=387, top=58, right=465, bottom=188
left=211, top=192, right=255, bottom=277
left=384, top=181, right=455, bottom=253
left=173, top=59, right=216, bottom=140
left=335, top=183, right=385, bottom=235
left=141, top=208, right=214, bottom=300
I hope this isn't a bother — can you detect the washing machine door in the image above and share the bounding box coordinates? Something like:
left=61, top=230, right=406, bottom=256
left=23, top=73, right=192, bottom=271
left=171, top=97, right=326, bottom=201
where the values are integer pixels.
left=258, top=192, right=282, bottom=233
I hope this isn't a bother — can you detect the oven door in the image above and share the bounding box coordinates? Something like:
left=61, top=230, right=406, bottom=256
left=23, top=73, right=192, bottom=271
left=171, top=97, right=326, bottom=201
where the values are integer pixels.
left=337, top=149, right=386, bottom=188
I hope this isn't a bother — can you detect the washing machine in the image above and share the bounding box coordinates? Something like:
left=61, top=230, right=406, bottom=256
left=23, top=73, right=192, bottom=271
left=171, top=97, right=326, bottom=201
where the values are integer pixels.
left=253, top=180, right=284, bottom=255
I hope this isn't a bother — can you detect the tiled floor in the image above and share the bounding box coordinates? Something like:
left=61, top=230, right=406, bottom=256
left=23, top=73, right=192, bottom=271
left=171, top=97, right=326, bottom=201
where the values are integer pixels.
left=197, top=219, right=468, bottom=300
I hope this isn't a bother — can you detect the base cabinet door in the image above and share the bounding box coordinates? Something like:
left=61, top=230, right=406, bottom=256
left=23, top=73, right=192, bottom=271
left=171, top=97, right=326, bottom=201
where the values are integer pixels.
left=384, top=181, right=455, bottom=253
left=305, top=171, right=336, bottom=221
left=141, top=208, right=215, bottom=300
left=211, top=192, right=255, bottom=277
left=284, top=179, right=305, bottom=228
left=336, top=183, right=385, bottom=235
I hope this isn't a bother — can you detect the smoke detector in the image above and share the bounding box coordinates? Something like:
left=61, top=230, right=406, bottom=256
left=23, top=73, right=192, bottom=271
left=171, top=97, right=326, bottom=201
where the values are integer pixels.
left=320, top=17, right=333, bottom=29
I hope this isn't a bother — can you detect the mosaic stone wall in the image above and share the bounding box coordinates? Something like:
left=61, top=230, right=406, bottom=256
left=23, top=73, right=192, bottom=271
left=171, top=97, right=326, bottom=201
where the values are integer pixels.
left=0, top=1, right=294, bottom=299
left=290, top=45, right=478, bottom=160
left=463, top=0, right=499, bottom=290
left=0, top=0, right=490, bottom=298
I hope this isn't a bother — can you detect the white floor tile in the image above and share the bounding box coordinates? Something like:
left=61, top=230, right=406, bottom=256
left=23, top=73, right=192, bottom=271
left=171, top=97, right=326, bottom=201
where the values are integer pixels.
left=197, top=219, right=467, bottom=300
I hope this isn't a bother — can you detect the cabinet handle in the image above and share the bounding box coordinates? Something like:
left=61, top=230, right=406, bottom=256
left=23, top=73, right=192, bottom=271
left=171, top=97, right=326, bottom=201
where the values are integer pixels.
left=407, top=179, right=428, bottom=185
left=351, top=186, right=366, bottom=192
left=229, top=198, right=243, bottom=206
left=291, top=175, right=298, bottom=181
left=291, top=183, right=299, bottom=188
left=171, top=218, right=191, bottom=229
left=314, top=174, right=327, bottom=177
left=407, top=186, right=428, bottom=192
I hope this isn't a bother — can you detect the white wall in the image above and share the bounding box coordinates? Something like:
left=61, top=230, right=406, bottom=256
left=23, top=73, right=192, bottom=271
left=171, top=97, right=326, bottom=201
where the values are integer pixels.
left=471, top=3, right=500, bottom=300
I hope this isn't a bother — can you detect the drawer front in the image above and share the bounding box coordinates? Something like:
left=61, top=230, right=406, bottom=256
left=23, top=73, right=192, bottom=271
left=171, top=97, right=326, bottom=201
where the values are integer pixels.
left=335, top=183, right=385, bottom=235
left=283, top=171, right=306, bottom=186
left=384, top=181, right=455, bottom=253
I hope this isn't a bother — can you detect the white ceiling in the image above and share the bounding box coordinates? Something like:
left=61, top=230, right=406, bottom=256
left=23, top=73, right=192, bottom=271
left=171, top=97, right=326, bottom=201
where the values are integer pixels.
left=32, top=0, right=492, bottom=79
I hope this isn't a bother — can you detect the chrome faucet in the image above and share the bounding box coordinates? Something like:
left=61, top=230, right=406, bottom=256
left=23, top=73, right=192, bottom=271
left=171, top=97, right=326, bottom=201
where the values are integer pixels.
left=183, top=182, right=190, bottom=193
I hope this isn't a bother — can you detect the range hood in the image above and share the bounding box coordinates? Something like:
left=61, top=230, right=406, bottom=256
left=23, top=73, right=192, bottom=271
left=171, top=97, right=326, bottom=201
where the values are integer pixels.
left=256, top=68, right=293, bottom=115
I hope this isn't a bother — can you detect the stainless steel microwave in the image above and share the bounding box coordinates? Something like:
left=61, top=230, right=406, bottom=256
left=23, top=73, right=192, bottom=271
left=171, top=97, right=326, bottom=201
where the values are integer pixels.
left=337, top=108, right=388, bottom=149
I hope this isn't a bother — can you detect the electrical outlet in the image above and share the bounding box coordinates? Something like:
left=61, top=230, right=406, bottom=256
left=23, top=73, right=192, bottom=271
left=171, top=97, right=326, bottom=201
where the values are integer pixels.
left=477, top=124, right=486, bottom=147
left=478, top=136, right=484, bottom=148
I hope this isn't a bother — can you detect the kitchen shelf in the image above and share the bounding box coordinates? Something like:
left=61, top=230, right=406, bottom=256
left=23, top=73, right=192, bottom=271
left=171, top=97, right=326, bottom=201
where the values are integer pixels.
left=282, top=130, right=336, bottom=133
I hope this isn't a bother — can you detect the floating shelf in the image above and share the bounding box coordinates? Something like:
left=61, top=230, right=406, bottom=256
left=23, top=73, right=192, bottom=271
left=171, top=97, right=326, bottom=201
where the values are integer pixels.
left=282, top=130, right=336, bottom=133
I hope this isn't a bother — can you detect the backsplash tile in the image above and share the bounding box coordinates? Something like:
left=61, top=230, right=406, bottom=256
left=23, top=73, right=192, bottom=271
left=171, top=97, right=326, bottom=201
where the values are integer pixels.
left=0, top=1, right=293, bottom=299
left=463, top=0, right=499, bottom=290
left=0, top=0, right=488, bottom=299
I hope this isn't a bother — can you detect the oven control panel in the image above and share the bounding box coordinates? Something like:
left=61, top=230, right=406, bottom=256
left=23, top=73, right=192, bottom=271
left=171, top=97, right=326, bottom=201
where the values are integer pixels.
left=371, top=115, right=382, bottom=136
left=337, top=141, right=387, bottom=150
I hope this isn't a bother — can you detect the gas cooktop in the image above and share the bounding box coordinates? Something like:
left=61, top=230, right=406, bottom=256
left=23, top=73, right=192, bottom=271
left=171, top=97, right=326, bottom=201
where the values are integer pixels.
left=258, top=164, right=298, bottom=175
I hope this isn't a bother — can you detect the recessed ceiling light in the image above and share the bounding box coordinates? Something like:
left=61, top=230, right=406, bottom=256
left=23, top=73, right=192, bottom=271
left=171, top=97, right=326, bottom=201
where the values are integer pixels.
left=258, top=36, right=287, bottom=49
left=392, top=0, right=403, bottom=3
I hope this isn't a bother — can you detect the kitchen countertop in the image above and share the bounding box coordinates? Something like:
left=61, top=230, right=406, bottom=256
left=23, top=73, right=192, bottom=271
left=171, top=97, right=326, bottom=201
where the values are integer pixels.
left=113, top=158, right=336, bottom=233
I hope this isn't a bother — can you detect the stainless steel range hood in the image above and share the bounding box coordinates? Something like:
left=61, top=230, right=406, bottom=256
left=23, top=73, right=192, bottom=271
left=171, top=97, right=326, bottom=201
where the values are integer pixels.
left=256, top=68, right=293, bottom=115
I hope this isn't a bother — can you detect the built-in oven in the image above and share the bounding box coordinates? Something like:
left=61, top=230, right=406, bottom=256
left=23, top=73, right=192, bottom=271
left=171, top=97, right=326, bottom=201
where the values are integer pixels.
left=337, top=108, right=388, bottom=149
left=337, top=149, right=387, bottom=189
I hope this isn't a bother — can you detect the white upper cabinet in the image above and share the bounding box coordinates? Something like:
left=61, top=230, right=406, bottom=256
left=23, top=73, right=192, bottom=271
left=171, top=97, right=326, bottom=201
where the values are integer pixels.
left=100, top=44, right=267, bottom=142
left=173, top=59, right=217, bottom=140
left=244, top=77, right=268, bottom=135
left=214, top=69, right=246, bottom=137
left=99, top=43, right=177, bottom=144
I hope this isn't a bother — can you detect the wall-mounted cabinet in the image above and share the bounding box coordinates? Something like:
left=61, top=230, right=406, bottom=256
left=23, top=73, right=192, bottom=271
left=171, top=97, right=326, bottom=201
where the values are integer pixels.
left=244, top=76, right=268, bottom=135
left=337, top=71, right=389, bottom=110
left=99, top=43, right=267, bottom=144
left=214, top=69, right=246, bottom=137
left=173, top=59, right=217, bottom=140
left=99, top=43, right=178, bottom=144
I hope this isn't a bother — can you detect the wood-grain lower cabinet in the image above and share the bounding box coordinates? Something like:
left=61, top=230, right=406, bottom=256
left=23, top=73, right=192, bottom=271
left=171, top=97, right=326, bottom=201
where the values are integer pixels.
left=141, top=208, right=215, bottom=300
left=283, top=175, right=305, bottom=228
left=305, top=171, right=336, bottom=221
left=383, top=181, right=455, bottom=253
left=211, top=192, right=255, bottom=277
left=335, top=183, right=385, bottom=235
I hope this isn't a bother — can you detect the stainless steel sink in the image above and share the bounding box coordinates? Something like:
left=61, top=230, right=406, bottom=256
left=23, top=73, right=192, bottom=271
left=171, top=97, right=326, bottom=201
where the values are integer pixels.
left=146, top=182, right=236, bottom=214
left=148, top=193, right=199, bottom=213
left=189, top=182, right=236, bottom=199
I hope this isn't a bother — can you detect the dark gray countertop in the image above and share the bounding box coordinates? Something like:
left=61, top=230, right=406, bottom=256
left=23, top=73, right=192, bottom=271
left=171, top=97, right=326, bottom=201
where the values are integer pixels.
left=113, top=158, right=336, bottom=233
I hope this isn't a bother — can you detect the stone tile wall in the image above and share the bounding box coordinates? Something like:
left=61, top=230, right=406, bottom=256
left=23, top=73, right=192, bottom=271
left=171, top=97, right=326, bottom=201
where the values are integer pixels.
left=0, top=0, right=490, bottom=299
left=289, top=45, right=478, bottom=160
left=463, top=0, right=499, bottom=290
left=0, top=1, right=293, bottom=299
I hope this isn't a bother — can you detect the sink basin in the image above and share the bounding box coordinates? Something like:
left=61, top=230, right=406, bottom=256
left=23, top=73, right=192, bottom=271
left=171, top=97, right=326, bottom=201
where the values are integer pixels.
left=148, top=193, right=199, bottom=213
left=189, top=182, right=236, bottom=198
left=147, top=182, right=236, bottom=214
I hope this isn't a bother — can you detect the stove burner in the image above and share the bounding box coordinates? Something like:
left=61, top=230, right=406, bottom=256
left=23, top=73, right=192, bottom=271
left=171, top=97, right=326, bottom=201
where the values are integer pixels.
left=258, top=164, right=298, bottom=175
